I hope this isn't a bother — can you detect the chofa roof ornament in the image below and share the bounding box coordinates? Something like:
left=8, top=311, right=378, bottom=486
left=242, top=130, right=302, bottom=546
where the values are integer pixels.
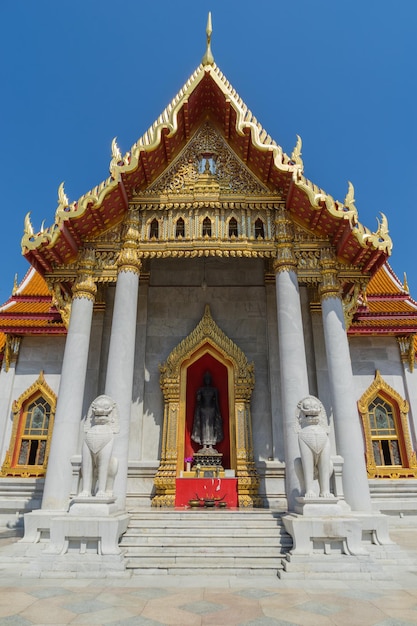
left=202, top=12, right=214, bottom=66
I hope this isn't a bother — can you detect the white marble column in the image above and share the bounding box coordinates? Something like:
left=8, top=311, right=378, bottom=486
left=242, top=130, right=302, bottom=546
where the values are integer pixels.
left=274, top=209, right=309, bottom=512
left=42, top=250, right=96, bottom=511
left=104, top=209, right=141, bottom=511
left=320, top=249, right=372, bottom=512
left=0, top=337, right=20, bottom=462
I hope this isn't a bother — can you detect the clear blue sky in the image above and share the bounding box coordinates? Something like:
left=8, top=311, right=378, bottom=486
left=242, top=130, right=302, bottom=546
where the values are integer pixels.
left=0, top=1, right=415, bottom=304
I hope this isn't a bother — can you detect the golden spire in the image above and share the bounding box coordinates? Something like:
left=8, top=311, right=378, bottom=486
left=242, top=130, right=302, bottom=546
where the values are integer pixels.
left=403, top=272, right=409, bottom=293
left=202, top=12, right=214, bottom=66
left=12, top=273, right=18, bottom=295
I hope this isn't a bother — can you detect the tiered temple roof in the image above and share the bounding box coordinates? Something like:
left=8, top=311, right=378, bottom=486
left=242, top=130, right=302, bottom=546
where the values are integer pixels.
left=21, top=56, right=391, bottom=279
left=1, top=21, right=415, bottom=367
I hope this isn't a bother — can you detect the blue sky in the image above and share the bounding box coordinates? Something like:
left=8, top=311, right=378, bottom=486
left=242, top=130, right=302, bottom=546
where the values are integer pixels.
left=0, top=1, right=415, bottom=304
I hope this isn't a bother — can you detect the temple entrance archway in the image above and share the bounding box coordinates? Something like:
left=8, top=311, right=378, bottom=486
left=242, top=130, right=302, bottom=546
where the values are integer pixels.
left=153, top=305, right=260, bottom=507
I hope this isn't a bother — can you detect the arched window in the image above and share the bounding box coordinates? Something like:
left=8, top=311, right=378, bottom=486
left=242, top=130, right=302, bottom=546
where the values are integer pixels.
left=228, top=217, right=238, bottom=237
left=149, top=218, right=159, bottom=239
left=202, top=217, right=212, bottom=237
left=1, top=371, right=56, bottom=477
left=255, top=218, right=265, bottom=239
left=358, top=371, right=417, bottom=478
left=175, top=217, right=185, bottom=238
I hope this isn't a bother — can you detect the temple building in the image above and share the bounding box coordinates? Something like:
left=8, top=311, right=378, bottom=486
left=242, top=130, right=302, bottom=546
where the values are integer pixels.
left=0, top=16, right=416, bottom=571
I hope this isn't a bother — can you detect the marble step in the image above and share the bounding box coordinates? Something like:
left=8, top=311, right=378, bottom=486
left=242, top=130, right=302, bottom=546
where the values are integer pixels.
left=125, top=555, right=284, bottom=569
left=128, top=511, right=285, bottom=522
left=129, top=566, right=283, bottom=576
left=123, top=527, right=286, bottom=539
left=278, top=552, right=417, bottom=580
left=123, top=509, right=291, bottom=574
left=127, top=518, right=284, bottom=529
left=123, top=544, right=286, bottom=557
left=121, top=534, right=291, bottom=547
left=129, top=509, right=285, bottom=515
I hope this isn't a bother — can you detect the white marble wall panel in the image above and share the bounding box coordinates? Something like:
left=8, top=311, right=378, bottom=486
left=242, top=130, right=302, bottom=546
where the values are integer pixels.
left=0, top=336, right=65, bottom=470
left=15, top=336, right=65, bottom=375
left=350, top=336, right=406, bottom=399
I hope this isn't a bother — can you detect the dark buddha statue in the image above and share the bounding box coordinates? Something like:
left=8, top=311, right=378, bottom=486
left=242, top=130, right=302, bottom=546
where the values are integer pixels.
left=191, top=370, right=223, bottom=451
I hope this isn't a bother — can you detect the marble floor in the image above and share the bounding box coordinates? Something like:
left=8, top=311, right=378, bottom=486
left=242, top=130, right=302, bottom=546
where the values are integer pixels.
left=0, top=523, right=416, bottom=626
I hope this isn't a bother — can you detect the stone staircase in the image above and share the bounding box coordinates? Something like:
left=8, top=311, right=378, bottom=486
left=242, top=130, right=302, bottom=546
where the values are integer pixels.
left=278, top=537, right=417, bottom=580
left=121, top=508, right=292, bottom=576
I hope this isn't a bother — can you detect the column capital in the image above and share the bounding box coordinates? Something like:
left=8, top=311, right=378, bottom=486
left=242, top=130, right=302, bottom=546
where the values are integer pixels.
left=4, top=335, right=21, bottom=373
left=72, top=247, right=97, bottom=301
left=273, top=207, right=297, bottom=274
left=397, top=335, right=416, bottom=372
left=117, top=208, right=142, bottom=275
left=319, top=247, right=340, bottom=300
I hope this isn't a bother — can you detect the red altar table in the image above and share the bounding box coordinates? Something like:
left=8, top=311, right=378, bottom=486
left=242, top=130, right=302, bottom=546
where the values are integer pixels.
left=175, top=478, right=238, bottom=507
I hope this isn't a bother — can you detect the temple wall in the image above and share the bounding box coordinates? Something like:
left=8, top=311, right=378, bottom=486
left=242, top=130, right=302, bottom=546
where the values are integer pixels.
left=1, top=279, right=416, bottom=516
left=350, top=333, right=416, bottom=447
left=350, top=336, right=406, bottom=399
left=349, top=335, right=417, bottom=514
left=0, top=336, right=65, bottom=526
left=139, top=257, right=274, bottom=465
left=0, top=336, right=65, bottom=466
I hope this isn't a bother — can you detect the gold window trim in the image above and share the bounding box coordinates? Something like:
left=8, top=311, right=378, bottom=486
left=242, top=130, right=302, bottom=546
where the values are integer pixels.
left=153, top=304, right=260, bottom=508
left=0, top=371, right=56, bottom=478
left=358, top=370, right=417, bottom=479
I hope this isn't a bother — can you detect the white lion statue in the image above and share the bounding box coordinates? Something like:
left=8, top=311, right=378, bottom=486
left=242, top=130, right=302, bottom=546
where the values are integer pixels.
left=295, top=395, right=334, bottom=499
left=79, top=395, right=119, bottom=499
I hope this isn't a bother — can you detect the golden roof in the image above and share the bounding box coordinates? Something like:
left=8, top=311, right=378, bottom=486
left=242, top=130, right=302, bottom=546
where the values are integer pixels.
left=350, top=263, right=417, bottom=338
left=0, top=268, right=65, bottom=341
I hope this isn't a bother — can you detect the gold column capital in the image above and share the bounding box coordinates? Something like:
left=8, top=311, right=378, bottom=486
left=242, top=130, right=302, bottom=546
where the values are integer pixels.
left=4, top=335, right=21, bottom=373
left=397, top=335, right=416, bottom=373
left=319, top=247, right=341, bottom=300
left=273, top=207, right=297, bottom=274
left=117, top=208, right=142, bottom=275
left=72, top=247, right=97, bottom=301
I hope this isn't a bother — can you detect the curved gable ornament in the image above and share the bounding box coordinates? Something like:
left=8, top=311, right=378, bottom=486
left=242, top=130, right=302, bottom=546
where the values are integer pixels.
left=154, top=305, right=260, bottom=508
left=160, top=304, right=254, bottom=398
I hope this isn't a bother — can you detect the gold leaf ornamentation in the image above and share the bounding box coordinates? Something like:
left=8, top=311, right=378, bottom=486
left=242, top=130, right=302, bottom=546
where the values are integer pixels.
left=154, top=305, right=259, bottom=507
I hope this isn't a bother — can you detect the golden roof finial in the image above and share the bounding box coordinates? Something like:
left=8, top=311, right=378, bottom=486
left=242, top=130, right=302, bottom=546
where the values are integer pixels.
left=58, top=182, right=69, bottom=208
left=24, top=212, right=34, bottom=236
left=12, top=273, right=18, bottom=295
left=290, top=135, right=303, bottom=169
left=202, top=12, right=214, bottom=66
left=403, top=272, right=409, bottom=293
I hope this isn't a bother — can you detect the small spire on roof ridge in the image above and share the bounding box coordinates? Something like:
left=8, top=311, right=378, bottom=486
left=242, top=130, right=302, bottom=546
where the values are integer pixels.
left=202, top=12, right=214, bottom=66
left=403, top=272, right=409, bottom=293
left=12, top=274, right=18, bottom=295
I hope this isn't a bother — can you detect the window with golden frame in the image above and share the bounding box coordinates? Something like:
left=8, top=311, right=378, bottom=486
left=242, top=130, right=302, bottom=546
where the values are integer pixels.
left=358, top=370, right=417, bottom=478
left=0, top=371, right=56, bottom=478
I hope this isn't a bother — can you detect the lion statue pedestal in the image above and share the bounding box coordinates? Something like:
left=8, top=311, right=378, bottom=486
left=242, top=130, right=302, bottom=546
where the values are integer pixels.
left=38, top=395, right=129, bottom=570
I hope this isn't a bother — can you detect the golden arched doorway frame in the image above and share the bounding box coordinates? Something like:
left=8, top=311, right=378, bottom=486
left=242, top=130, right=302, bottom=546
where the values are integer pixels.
left=153, top=305, right=260, bottom=507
